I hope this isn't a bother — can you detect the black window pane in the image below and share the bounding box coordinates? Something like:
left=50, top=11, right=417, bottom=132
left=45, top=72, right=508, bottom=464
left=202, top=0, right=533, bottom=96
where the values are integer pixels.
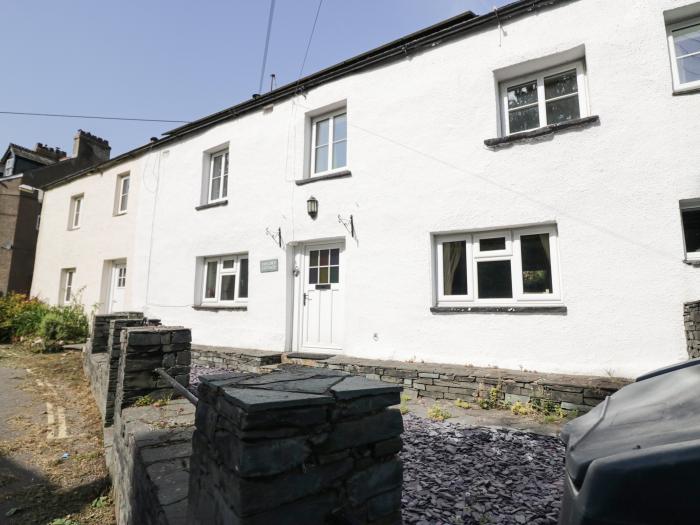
left=310, top=250, right=319, bottom=266
left=330, top=266, right=339, bottom=283
left=477, top=260, right=512, bottom=299
left=521, top=234, right=553, bottom=294
left=309, top=268, right=318, bottom=284
left=320, top=250, right=329, bottom=266
left=330, top=248, right=339, bottom=265
left=220, top=275, right=236, bottom=301
left=238, top=258, right=249, bottom=298
left=442, top=241, right=467, bottom=295
left=544, top=70, right=578, bottom=100
left=683, top=209, right=700, bottom=253
left=480, top=237, right=506, bottom=251
left=507, top=81, right=538, bottom=109
left=546, top=96, right=580, bottom=125
left=509, top=105, right=540, bottom=133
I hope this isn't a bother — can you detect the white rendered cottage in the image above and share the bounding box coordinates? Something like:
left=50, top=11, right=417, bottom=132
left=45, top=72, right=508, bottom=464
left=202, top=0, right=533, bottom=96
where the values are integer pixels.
left=31, top=0, right=700, bottom=378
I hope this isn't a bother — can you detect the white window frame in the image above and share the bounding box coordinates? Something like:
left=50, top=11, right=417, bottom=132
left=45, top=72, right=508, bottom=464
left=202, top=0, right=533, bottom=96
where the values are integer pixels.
left=201, top=254, right=248, bottom=305
left=207, top=150, right=229, bottom=204
left=61, top=268, right=75, bottom=304
left=681, top=200, right=700, bottom=262
left=435, top=225, right=562, bottom=306
left=70, top=195, right=83, bottom=229
left=500, top=61, right=588, bottom=137
left=116, top=173, right=130, bottom=215
left=310, top=108, right=348, bottom=177
left=667, top=17, right=700, bottom=93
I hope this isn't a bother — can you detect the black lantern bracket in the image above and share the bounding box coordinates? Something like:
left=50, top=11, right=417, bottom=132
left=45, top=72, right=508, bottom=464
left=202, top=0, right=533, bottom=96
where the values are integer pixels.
left=265, top=226, right=282, bottom=248
left=338, top=214, right=355, bottom=239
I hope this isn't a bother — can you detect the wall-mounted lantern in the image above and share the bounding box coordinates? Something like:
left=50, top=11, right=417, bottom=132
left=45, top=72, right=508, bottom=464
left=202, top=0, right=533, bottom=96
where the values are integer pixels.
left=307, top=196, right=318, bottom=219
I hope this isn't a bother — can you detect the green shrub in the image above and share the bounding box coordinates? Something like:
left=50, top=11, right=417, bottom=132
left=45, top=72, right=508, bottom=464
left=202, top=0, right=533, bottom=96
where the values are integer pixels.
left=39, top=304, right=89, bottom=343
left=0, top=293, right=50, bottom=342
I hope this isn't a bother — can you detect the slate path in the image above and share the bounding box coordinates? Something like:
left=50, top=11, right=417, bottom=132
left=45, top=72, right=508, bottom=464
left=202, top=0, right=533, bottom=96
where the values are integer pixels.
left=401, top=414, right=564, bottom=525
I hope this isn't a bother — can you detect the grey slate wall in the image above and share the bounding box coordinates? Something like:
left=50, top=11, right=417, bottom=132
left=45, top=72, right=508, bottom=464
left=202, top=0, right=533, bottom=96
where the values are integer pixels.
left=187, top=366, right=404, bottom=525
left=684, top=301, right=700, bottom=359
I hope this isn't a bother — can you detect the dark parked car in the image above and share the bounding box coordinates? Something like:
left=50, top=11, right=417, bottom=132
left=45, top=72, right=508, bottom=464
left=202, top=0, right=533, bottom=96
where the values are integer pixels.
left=559, top=358, right=700, bottom=525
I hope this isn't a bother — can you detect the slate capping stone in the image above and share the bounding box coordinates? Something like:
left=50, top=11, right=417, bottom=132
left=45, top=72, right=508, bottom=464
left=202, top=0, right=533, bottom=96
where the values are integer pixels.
left=192, top=305, right=248, bottom=311
left=195, top=199, right=228, bottom=211
left=221, top=387, right=334, bottom=412
left=483, top=115, right=600, bottom=148
left=430, top=305, right=567, bottom=314
left=331, top=375, right=403, bottom=400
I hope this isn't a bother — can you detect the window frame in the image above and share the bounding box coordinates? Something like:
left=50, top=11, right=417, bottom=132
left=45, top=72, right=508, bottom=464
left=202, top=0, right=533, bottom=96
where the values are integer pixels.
left=70, top=194, right=83, bottom=230
left=681, top=200, right=700, bottom=262
left=207, top=150, right=229, bottom=204
left=201, top=254, right=248, bottom=305
left=61, top=268, right=75, bottom=305
left=310, top=108, right=348, bottom=177
left=435, top=225, right=562, bottom=306
left=667, top=17, right=700, bottom=93
left=116, top=173, right=130, bottom=215
left=499, top=61, right=588, bottom=137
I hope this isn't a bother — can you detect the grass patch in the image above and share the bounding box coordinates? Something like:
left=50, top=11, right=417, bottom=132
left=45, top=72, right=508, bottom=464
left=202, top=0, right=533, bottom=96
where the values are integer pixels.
left=427, top=403, right=452, bottom=421
left=454, top=398, right=471, bottom=409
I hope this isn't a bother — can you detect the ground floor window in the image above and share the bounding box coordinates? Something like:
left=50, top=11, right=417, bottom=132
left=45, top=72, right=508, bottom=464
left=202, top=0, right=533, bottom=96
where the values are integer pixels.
left=60, top=268, right=75, bottom=304
left=435, top=224, right=561, bottom=305
left=201, top=254, right=248, bottom=305
left=681, top=201, right=700, bottom=261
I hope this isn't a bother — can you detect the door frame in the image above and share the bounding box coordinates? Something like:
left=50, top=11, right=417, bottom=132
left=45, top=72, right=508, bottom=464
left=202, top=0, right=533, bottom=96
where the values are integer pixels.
left=291, top=238, right=345, bottom=353
left=107, top=260, right=127, bottom=314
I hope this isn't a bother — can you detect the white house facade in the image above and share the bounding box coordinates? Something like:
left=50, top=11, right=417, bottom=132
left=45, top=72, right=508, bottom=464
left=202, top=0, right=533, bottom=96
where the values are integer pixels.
left=31, top=0, right=700, bottom=378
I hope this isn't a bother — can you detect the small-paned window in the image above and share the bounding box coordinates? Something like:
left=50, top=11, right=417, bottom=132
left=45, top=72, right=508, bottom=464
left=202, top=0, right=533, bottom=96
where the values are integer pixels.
left=668, top=18, right=700, bottom=92
left=61, top=268, right=75, bottom=304
left=311, top=109, right=347, bottom=176
left=116, top=174, right=130, bottom=214
left=70, top=195, right=83, bottom=229
left=501, top=62, right=587, bottom=136
left=208, top=150, right=229, bottom=203
left=435, top=225, right=561, bottom=305
left=201, top=254, right=248, bottom=304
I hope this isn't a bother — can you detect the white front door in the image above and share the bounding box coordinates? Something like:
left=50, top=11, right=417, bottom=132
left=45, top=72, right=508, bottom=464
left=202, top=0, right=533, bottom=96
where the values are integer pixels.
left=109, top=262, right=127, bottom=313
left=300, top=243, right=344, bottom=351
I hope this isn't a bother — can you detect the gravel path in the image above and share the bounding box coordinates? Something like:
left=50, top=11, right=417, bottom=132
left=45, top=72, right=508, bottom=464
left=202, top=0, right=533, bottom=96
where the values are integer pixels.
left=401, top=414, right=564, bottom=525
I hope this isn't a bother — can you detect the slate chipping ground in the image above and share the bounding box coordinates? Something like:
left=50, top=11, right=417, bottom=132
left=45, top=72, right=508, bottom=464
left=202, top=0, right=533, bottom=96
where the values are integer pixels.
left=190, top=365, right=566, bottom=525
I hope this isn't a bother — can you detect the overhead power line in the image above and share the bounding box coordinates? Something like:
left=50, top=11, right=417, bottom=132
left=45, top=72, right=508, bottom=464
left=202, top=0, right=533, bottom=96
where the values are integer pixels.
left=0, top=110, right=189, bottom=124
left=297, top=0, right=324, bottom=83
left=258, top=0, right=277, bottom=94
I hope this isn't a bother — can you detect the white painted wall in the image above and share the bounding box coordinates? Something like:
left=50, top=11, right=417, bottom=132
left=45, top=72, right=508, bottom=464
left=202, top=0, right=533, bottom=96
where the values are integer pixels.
left=32, top=0, right=700, bottom=377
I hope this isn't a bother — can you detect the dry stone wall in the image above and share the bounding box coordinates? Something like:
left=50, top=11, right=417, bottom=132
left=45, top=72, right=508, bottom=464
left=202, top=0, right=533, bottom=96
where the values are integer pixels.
left=187, top=366, right=404, bottom=525
left=87, top=312, right=143, bottom=354
left=684, top=301, right=700, bottom=359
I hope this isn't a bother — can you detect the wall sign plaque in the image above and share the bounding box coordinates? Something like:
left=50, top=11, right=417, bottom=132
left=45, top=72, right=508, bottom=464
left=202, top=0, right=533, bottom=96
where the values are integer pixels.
left=260, top=259, right=279, bottom=273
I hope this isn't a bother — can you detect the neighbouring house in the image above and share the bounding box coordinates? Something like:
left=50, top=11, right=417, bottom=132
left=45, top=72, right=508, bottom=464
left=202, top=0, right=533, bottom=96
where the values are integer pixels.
left=0, top=131, right=110, bottom=295
left=30, top=0, right=700, bottom=378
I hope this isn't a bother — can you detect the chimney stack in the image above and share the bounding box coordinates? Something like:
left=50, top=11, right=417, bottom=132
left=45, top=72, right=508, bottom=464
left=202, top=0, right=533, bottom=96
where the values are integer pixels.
left=72, top=129, right=111, bottom=163
left=35, top=143, right=67, bottom=161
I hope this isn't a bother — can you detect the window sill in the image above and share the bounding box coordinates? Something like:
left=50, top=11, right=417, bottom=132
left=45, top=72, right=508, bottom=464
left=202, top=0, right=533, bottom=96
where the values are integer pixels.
left=430, top=305, right=567, bottom=314
left=192, top=304, right=247, bottom=311
left=195, top=199, right=228, bottom=211
left=684, top=258, right=700, bottom=267
left=484, top=115, right=600, bottom=149
left=673, top=85, right=700, bottom=96
left=295, top=170, right=352, bottom=186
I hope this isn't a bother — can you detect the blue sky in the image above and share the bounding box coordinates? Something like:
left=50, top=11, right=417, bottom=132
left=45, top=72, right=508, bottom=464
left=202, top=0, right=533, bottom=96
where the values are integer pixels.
left=1, top=0, right=510, bottom=157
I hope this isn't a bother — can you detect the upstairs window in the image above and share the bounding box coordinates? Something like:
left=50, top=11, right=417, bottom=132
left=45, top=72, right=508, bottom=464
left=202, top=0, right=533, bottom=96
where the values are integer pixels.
left=681, top=201, right=700, bottom=261
left=311, top=109, right=347, bottom=176
left=668, top=18, right=700, bottom=92
left=202, top=254, right=248, bottom=305
left=70, top=195, right=83, bottom=229
left=60, top=268, right=75, bottom=304
left=208, top=150, right=229, bottom=203
left=435, top=225, right=561, bottom=305
left=501, top=62, right=588, bottom=135
left=116, top=173, right=130, bottom=214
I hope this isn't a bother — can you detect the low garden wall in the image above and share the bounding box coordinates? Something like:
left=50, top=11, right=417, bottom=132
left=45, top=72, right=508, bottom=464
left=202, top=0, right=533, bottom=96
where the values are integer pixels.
left=191, top=345, right=282, bottom=372
left=188, top=366, right=404, bottom=525
left=295, top=355, right=630, bottom=415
